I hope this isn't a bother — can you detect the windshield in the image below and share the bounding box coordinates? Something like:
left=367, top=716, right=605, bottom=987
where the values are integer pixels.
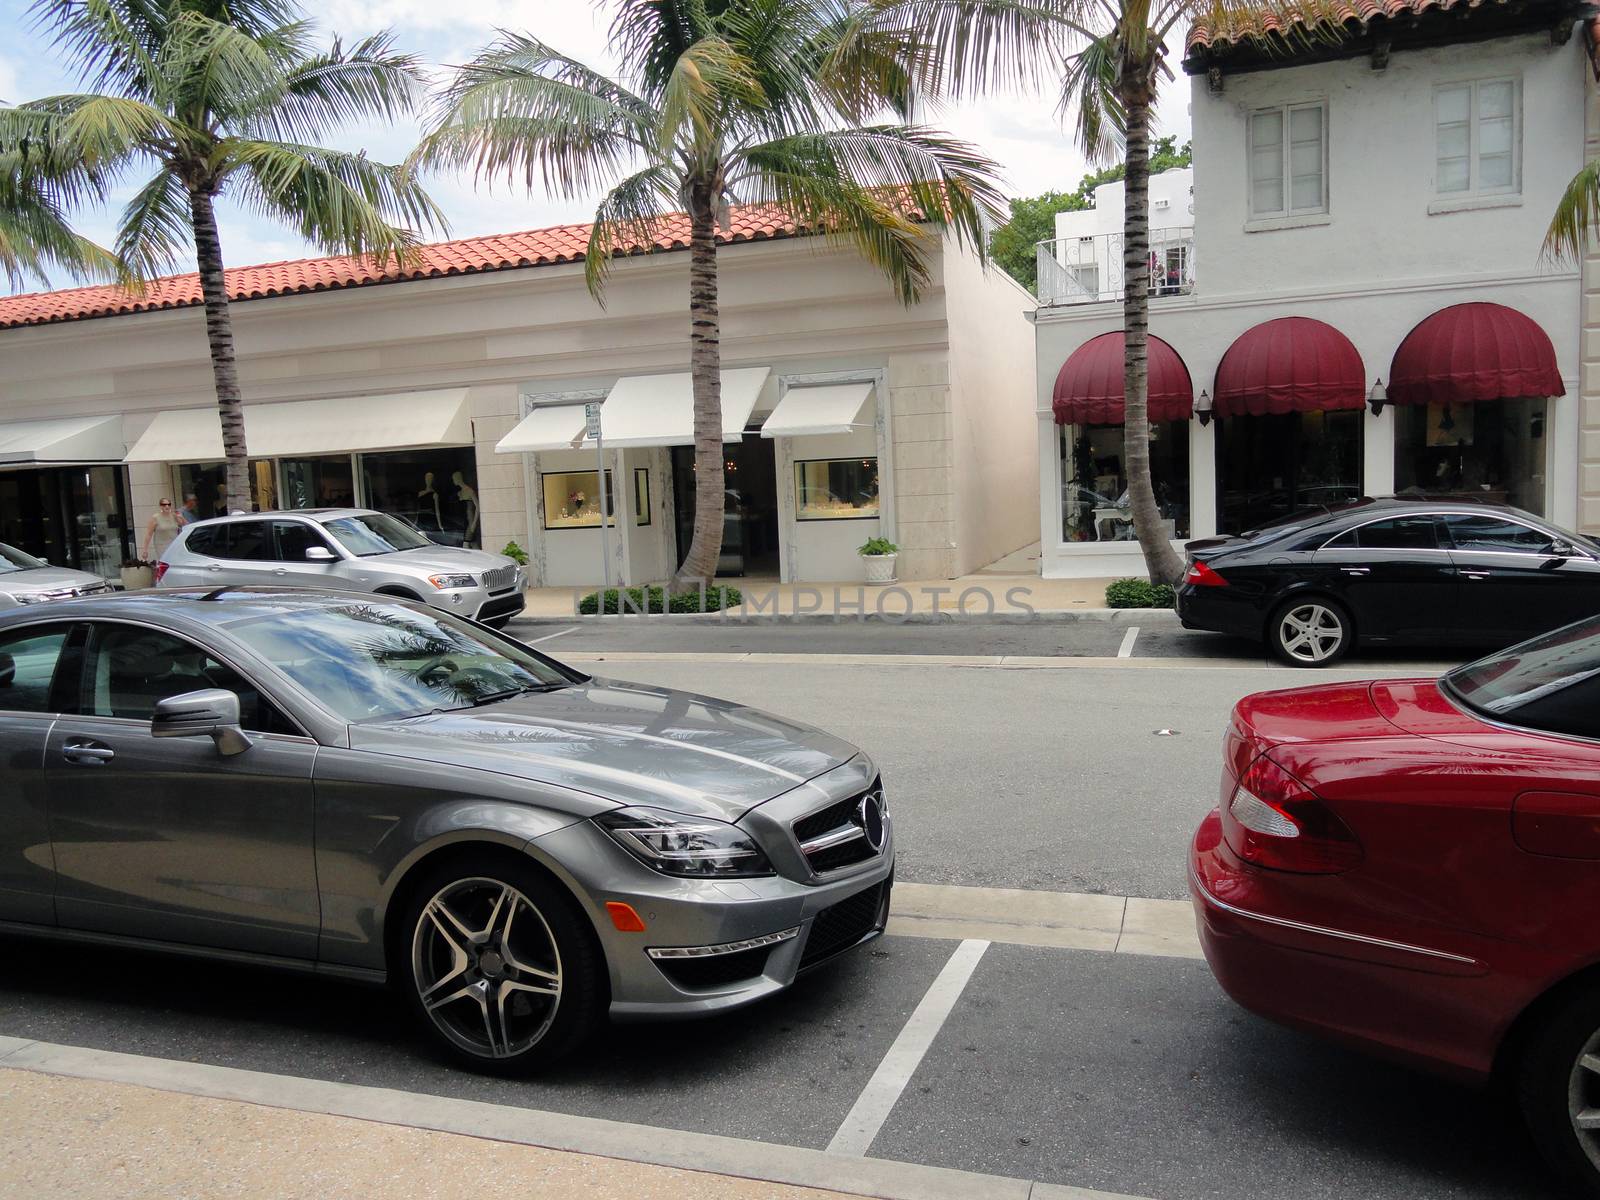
left=225, top=601, right=573, bottom=721
left=0, top=544, right=46, bottom=574
left=1442, top=618, right=1600, bottom=739
left=321, top=513, right=433, bottom=557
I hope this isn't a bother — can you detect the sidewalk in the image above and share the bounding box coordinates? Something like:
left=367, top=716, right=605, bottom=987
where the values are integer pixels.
left=519, top=573, right=1126, bottom=620
left=0, top=1067, right=857, bottom=1200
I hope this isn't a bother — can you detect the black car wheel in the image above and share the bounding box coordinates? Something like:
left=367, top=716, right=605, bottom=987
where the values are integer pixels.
left=398, top=855, right=602, bottom=1075
left=1268, top=597, right=1352, bottom=667
left=1518, top=981, right=1600, bottom=1196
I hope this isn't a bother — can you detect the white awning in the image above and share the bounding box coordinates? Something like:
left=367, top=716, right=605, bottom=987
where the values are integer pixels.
left=591, top=368, right=770, bottom=449
left=495, top=404, right=588, bottom=455
left=0, top=415, right=125, bottom=465
left=760, top=383, right=875, bottom=439
left=124, top=389, right=473, bottom=462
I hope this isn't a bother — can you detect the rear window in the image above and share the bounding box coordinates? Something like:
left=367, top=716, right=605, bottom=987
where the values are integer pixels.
left=1442, top=618, right=1600, bottom=740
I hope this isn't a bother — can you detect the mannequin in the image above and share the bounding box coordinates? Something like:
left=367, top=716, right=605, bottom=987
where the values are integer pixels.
left=417, top=471, right=442, bottom=530
left=453, top=471, right=479, bottom=543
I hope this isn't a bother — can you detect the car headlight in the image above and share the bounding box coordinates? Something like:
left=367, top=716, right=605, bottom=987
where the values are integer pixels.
left=5, top=593, right=47, bottom=605
left=595, top=807, right=775, bottom=878
left=427, top=573, right=477, bottom=590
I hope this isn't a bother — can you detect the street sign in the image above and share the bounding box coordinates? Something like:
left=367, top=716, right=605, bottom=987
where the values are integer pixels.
left=585, top=402, right=602, bottom=440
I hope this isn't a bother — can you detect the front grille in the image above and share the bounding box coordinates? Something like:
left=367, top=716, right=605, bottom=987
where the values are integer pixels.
left=482, top=565, right=519, bottom=594
left=800, top=882, right=887, bottom=971
left=655, top=946, right=772, bottom=991
left=793, top=780, right=883, bottom=874
left=475, top=592, right=527, bottom=622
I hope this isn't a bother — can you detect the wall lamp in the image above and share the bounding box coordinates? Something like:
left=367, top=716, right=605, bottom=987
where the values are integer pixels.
left=1194, top=389, right=1213, bottom=427
left=1368, top=378, right=1387, bottom=417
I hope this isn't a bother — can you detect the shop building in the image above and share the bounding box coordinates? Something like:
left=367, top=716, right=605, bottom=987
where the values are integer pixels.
left=1032, top=0, right=1587, bottom=578
left=0, top=206, right=1037, bottom=586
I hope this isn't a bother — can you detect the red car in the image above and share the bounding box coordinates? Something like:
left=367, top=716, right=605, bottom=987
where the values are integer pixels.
left=1191, top=617, right=1600, bottom=1194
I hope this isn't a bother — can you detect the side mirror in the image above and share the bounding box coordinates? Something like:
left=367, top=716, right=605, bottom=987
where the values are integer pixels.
left=1547, top=539, right=1579, bottom=561
left=304, top=545, right=336, bottom=562
left=152, top=688, right=252, bottom=756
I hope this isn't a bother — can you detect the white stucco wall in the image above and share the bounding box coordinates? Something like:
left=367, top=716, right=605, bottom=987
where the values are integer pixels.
left=1053, top=168, right=1195, bottom=241
left=1033, top=33, right=1586, bottom=578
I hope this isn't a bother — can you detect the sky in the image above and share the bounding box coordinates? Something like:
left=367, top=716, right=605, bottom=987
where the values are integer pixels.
left=0, top=0, right=1193, bottom=295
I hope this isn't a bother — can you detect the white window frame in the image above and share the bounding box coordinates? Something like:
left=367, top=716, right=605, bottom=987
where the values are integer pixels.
left=1433, top=77, right=1521, bottom=200
left=1247, top=100, right=1328, bottom=220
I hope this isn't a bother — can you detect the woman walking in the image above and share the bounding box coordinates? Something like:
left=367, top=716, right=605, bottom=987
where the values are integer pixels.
left=142, top=498, right=183, bottom=562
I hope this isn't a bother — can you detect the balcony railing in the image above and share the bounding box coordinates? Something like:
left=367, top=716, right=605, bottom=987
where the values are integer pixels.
left=1036, top=228, right=1196, bottom=307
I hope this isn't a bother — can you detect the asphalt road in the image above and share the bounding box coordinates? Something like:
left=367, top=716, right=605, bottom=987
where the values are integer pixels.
left=542, top=656, right=1453, bottom=900
left=0, top=931, right=1557, bottom=1200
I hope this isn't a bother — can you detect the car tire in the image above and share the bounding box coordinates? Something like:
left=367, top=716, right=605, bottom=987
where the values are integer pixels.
left=1518, top=981, right=1600, bottom=1196
left=396, top=854, right=603, bottom=1075
left=1267, top=597, right=1352, bottom=667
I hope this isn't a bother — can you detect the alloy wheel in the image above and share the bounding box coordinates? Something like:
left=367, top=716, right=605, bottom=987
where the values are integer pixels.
left=1567, top=1027, right=1600, bottom=1173
left=1277, top=604, right=1345, bottom=664
left=410, top=876, right=563, bottom=1060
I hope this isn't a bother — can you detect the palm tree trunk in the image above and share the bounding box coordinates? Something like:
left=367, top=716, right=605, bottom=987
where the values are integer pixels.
left=1119, top=80, right=1184, bottom=587
left=670, top=181, right=725, bottom=594
left=188, top=187, right=252, bottom=512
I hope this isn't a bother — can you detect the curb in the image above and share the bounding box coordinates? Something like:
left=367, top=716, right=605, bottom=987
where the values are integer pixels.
left=509, top=607, right=1181, bottom=627
left=0, top=1037, right=1153, bottom=1200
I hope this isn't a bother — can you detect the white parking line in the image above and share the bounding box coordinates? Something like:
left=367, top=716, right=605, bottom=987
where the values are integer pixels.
left=1116, top=626, right=1140, bottom=658
left=525, top=626, right=578, bottom=644
left=827, top=938, right=990, bottom=1157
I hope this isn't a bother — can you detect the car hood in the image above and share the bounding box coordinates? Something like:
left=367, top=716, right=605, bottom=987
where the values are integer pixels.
left=347, top=676, right=861, bottom=820
left=362, top=546, right=514, bottom=573
left=0, top=565, right=111, bottom=594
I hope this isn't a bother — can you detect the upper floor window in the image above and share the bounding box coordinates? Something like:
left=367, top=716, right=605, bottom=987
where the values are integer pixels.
left=1435, top=79, right=1519, bottom=198
left=1249, top=102, right=1327, bottom=219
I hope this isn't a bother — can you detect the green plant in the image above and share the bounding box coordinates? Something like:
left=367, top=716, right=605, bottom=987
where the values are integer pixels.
left=668, top=586, right=742, bottom=614
left=577, top=586, right=668, bottom=615
left=500, top=540, right=529, bottom=566
left=858, top=537, right=900, bottom=557
left=414, top=7, right=1002, bottom=593
left=1105, top=578, right=1176, bottom=609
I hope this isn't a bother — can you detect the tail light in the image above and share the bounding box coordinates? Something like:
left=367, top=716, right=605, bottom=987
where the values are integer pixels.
left=151, top=561, right=168, bottom=584
left=1184, top=560, right=1228, bottom=587
left=1222, top=753, right=1363, bottom=874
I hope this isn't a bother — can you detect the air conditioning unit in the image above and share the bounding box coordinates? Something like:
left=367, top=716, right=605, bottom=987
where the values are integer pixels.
left=1154, top=198, right=1171, bottom=210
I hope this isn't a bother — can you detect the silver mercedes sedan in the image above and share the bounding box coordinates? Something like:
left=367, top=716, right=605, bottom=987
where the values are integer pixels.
left=0, top=542, right=115, bottom=608
left=0, top=589, right=892, bottom=1072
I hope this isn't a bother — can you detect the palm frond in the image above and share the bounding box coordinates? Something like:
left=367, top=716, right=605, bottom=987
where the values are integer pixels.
left=227, top=139, right=447, bottom=267
left=658, top=34, right=765, bottom=154
left=27, top=0, right=165, bottom=99
left=1545, top=160, right=1600, bottom=264
left=609, top=0, right=705, bottom=97
left=115, top=167, right=192, bottom=279
left=415, top=34, right=658, bottom=197
left=0, top=170, right=119, bottom=290
left=863, top=0, right=1095, bottom=99
left=583, top=163, right=681, bottom=295
left=154, top=10, right=289, bottom=125
left=3, top=95, right=176, bottom=175
left=1060, top=34, right=1123, bottom=164
left=260, top=30, right=427, bottom=143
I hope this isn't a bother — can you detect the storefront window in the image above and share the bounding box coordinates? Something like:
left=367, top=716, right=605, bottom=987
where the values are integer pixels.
left=175, top=460, right=276, bottom=518
left=282, top=455, right=355, bottom=510
left=634, top=467, right=651, bottom=526
left=542, top=470, right=615, bottom=529
left=361, top=447, right=480, bottom=548
left=795, top=458, right=879, bottom=520
left=1217, top=410, right=1363, bottom=534
left=0, top=465, right=131, bottom=573
left=1393, top=397, right=1546, bottom=516
left=1059, top=423, right=1190, bottom=542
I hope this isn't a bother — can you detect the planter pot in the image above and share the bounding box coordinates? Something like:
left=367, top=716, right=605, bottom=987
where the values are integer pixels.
left=862, top=552, right=898, bottom=584
left=120, top=565, right=153, bottom=591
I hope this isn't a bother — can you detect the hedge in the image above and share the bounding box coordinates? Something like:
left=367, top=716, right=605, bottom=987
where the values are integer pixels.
left=1104, top=578, right=1177, bottom=609
left=578, top=585, right=743, bottom=614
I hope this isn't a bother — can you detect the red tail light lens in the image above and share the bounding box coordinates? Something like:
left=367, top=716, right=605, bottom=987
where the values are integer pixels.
left=1184, top=560, right=1228, bottom=587
left=1222, top=754, right=1363, bottom=874
left=151, top=561, right=168, bottom=584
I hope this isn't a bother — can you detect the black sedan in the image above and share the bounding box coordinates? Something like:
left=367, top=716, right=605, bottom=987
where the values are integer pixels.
left=1175, top=499, right=1600, bottom=665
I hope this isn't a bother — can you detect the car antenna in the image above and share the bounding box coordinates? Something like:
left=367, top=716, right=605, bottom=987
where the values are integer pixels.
left=199, top=587, right=232, bottom=602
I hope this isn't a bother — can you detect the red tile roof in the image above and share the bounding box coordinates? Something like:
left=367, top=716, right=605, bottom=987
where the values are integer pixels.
left=0, top=203, right=808, bottom=331
left=1188, top=0, right=1514, bottom=54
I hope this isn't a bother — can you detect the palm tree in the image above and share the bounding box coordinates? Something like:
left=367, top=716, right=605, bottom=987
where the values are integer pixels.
left=863, top=0, right=1291, bottom=585
left=0, top=0, right=444, bottom=511
left=414, top=1, right=1003, bottom=594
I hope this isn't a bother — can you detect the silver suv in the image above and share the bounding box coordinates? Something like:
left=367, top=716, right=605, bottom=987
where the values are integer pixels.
left=156, top=509, right=526, bottom=626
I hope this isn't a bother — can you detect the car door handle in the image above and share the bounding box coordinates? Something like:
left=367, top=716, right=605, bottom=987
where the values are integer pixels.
left=1459, top=570, right=1490, bottom=581
left=1340, top=567, right=1371, bottom=576
left=61, top=739, right=114, bottom=766
left=273, top=568, right=288, bottom=576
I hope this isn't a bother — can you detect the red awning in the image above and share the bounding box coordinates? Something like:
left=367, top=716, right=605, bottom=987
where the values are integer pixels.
left=1213, top=317, right=1366, bottom=418
left=1388, top=302, right=1565, bottom=407
left=1052, top=332, right=1194, bottom=425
